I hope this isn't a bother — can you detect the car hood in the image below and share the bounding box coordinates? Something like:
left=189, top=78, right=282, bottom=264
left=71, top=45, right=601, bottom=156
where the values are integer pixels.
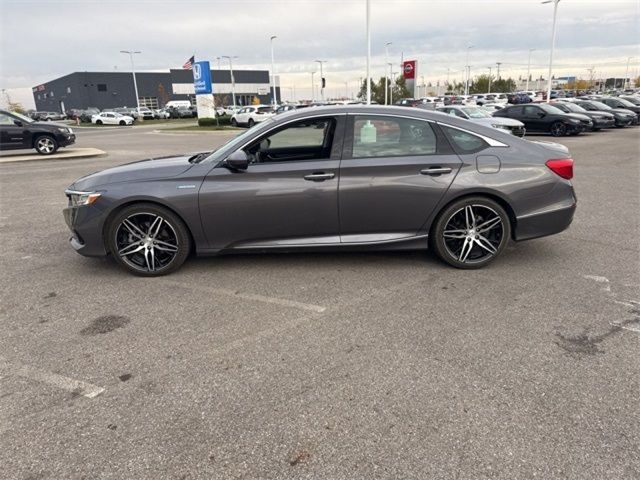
left=31, top=121, right=69, bottom=129
left=70, top=154, right=198, bottom=190
left=609, top=108, right=637, bottom=116
left=473, top=117, right=523, bottom=127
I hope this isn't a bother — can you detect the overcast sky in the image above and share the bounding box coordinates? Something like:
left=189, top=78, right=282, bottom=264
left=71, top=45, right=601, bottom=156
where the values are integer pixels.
left=1, top=0, right=638, bottom=106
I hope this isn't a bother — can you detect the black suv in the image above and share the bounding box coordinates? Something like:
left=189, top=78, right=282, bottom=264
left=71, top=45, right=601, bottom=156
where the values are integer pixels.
left=0, top=109, right=76, bottom=155
left=493, top=103, right=589, bottom=136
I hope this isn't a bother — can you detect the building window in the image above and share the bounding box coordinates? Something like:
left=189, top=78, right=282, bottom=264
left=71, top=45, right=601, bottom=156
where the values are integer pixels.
left=138, top=97, right=159, bottom=109
left=97, top=84, right=107, bottom=92
left=66, top=86, right=71, bottom=94
left=37, top=94, right=41, bottom=100
left=50, top=91, right=54, bottom=98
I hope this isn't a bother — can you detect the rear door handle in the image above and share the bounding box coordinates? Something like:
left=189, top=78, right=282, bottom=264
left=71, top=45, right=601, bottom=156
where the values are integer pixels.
left=420, top=167, right=452, bottom=176
left=304, top=172, right=335, bottom=181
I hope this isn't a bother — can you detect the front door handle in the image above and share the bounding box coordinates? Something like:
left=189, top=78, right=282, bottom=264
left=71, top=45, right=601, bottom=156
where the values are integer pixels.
left=304, top=172, right=335, bottom=182
left=420, top=167, right=453, bottom=176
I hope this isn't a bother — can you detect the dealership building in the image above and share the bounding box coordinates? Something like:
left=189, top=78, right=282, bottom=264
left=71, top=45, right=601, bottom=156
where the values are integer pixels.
left=32, top=68, right=279, bottom=113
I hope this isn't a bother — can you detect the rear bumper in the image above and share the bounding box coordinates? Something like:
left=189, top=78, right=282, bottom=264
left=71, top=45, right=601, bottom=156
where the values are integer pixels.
left=514, top=202, right=576, bottom=242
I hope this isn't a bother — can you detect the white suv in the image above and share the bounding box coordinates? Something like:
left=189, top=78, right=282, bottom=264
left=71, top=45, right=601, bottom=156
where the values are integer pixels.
left=231, top=105, right=274, bottom=127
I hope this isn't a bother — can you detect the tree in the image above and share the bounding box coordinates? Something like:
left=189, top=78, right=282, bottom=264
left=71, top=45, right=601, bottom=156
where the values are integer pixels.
left=470, top=76, right=516, bottom=93
left=2, top=91, right=26, bottom=114
left=157, top=84, right=170, bottom=107
left=357, top=75, right=411, bottom=104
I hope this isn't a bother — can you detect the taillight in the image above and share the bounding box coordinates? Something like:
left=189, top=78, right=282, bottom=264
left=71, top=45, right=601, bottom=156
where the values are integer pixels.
left=546, top=158, right=573, bottom=180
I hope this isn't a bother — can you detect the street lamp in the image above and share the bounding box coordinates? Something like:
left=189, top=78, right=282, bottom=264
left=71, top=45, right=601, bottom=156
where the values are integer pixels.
left=526, top=49, right=536, bottom=91
left=464, top=45, right=474, bottom=95
left=385, top=41, right=392, bottom=105
left=542, top=0, right=561, bottom=102
left=310, top=71, right=316, bottom=101
left=365, top=0, right=371, bottom=105
left=315, top=60, right=326, bottom=101
left=120, top=50, right=141, bottom=117
left=487, top=67, right=492, bottom=93
left=270, top=35, right=278, bottom=106
left=389, top=67, right=397, bottom=104
left=624, top=56, right=633, bottom=90
left=222, top=55, right=238, bottom=107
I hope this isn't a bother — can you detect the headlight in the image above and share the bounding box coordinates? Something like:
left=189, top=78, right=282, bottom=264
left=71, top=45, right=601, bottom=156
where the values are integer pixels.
left=65, top=190, right=101, bottom=207
left=57, top=127, right=72, bottom=133
left=568, top=118, right=580, bottom=124
left=491, top=124, right=510, bottom=130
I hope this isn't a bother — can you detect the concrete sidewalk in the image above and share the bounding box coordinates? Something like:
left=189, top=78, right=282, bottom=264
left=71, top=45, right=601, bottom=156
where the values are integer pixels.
left=0, top=147, right=106, bottom=164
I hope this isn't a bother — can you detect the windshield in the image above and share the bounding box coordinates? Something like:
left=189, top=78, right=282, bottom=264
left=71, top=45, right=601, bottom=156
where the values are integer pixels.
left=615, top=98, right=635, bottom=107
left=621, top=96, right=640, bottom=105
left=203, top=118, right=276, bottom=163
left=461, top=107, right=491, bottom=118
left=588, top=101, right=611, bottom=110
left=11, top=111, right=34, bottom=123
left=560, top=103, right=586, bottom=113
left=539, top=104, right=565, bottom=114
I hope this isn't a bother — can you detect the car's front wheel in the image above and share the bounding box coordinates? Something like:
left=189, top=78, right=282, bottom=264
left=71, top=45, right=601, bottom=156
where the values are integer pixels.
left=34, top=135, right=58, bottom=155
left=119, top=120, right=126, bottom=126
left=231, top=118, right=237, bottom=126
left=248, top=119, right=255, bottom=128
left=96, top=119, right=103, bottom=125
left=107, top=203, right=191, bottom=276
left=431, top=197, right=511, bottom=269
left=550, top=122, right=567, bottom=137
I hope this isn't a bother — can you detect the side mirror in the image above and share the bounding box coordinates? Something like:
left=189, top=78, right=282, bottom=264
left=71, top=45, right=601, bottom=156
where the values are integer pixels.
left=225, top=149, right=249, bottom=171
left=14, top=120, right=23, bottom=127
left=538, top=112, right=546, bottom=118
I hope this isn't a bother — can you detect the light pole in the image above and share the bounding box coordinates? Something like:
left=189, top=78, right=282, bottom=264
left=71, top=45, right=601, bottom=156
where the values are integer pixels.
left=310, top=71, right=316, bottom=101
left=496, top=62, right=502, bottom=80
left=216, top=56, right=221, bottom=70
left=315, top=60, right=326, bottom=101
left=624, top=56, right=633, bottom=90
left=487, top=67, right=492, bottom=93
left=385, top=41, right=392, bottom=105
left=542, top=0, right=560, bottom=102
left=120, top=50, right=141, bottom=117
left=388, top=63, right=393, bottom=102
left=464, top=45, right=474, bottom=96
left=270, top=35, right=278, bottom=106
left=421, top=75, right=425, bottom=97
left=365, top=0, right=371, bottom=105
left=526, top=49, right=535, bottom=91
left=222, top=55, right=238, bottom=107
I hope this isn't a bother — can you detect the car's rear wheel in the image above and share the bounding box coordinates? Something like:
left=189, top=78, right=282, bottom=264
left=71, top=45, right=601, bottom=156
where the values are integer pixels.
left=96, top=119, right=103, bottom=125
left=231, top=118, right=237, bottom=126
left=34, top=135, right=58, bottom=155
left=107, top=203, right=191, bottom=276
left=550, top=122, right=567, bottom=137
left=248, top=119, right=255, bottom=128
left=431, top=197, right=510, bottom=269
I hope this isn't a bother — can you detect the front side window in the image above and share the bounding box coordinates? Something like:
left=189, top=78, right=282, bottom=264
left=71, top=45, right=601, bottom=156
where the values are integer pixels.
left=440, top=125, right=488, bottom=154
left=0, top=113, right=15, bottom=125
left=245, top=117, right=336, bottom=163
left=351, top=115, right=437, bottom=158
left=523, top=106, right=541, bottom=116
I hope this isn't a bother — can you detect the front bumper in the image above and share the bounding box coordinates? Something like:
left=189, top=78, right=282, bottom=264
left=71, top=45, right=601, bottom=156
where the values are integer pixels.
left=592, top=118, right=615, bottom=129
left=63, top=204, right=108, bottom=257
left=58, top=133, right=76, bottom=147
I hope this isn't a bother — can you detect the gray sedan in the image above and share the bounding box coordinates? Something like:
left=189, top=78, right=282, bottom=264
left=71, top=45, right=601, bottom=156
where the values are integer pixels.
left=437, top=105, right=526, bottom=137
left=64, top=106, right=576, bottom=275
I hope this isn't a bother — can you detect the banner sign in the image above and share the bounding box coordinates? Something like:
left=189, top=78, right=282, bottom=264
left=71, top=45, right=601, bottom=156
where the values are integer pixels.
left=403, top=60, right=416, bottom=80
left=193, top=61, right=213, bottom=95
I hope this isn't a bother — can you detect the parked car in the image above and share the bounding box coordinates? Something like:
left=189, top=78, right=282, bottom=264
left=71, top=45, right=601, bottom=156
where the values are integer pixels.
left=551, top=101, right=615, bottom=130
left=437, top=106, right=526, bottom=137
left=231, top=105, right=274, bottom=127
left=63, top=105, right=576, bottom=276
left=165, top=100, right=192, bottom=109
left=598, top=97, right=640, bottom=124
left=573, top=100, right=636, bottom=128
left=91, top=112, right=134, bottom=126
left=493, top=103, right=591, bottom=136
left=154, top=109, right=171, bottom=119
left=223, top=105, right=243, bottom=116
left=41, top=111, right=66, bottom=121
left=80, top=108, right=100, bottom=123
left=175, top=107, right=196, bottom=118
left=619, top=95, right=640, bottom=106
left=0, top=109, right=75, bottom=155
left=137, top=107, right=155, bottom=120
left=275, top=104, right=310, bottom=114
left=66, top=109, right=84, bottom=120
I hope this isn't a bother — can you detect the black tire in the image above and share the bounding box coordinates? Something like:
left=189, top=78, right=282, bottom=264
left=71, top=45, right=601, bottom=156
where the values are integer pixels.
left=550, top=122, right=567, bottom=137
left=248, top=118, right=255, bottom=128
left=592, top=128, right=600, bottom=132
left=34, top=135, right=59, bottom=155
left=96, top=119, right=103, bottom=125
left=119, top=120, right=126, bottom=126
left=431, top=196, right=511, bottom=269
left=231, top=118, right=238, bottom=127
left=106, top=203, right=191, bottom=276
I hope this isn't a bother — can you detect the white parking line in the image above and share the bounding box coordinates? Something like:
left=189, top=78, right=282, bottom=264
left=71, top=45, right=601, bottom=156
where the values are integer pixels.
left=160, top=280, right=326, bottom=313
left=0, top=356, right=105, bottom=398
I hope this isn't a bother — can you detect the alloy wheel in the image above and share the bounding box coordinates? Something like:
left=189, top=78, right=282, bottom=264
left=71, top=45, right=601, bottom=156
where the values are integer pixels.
left=442, top=204, right=504, bottom=264
left=551, top=122, right=566, bottom=137
left=115, top=212, right=179, bottom=273
left=36, top=137, right=56, bottom=154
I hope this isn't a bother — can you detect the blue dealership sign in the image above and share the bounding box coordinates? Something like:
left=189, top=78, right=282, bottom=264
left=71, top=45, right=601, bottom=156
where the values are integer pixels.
left=193, top=61, right=212, bottom=95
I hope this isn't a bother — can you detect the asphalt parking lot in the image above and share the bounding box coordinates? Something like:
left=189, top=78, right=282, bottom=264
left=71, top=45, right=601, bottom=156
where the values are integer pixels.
left=1, top=125, right=639, bottom=479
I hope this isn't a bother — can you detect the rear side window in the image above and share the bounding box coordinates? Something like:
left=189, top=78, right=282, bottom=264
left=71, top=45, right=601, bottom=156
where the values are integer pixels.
left=351, top=115, right=437, bottom=158
left=440, top=126, right=488, bottom=154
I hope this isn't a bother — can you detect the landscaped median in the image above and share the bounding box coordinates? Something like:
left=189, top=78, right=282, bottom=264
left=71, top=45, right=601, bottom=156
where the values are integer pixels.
left=0, top=148, right=106, bottom=164
left=158, top=116, right=243, bottom=133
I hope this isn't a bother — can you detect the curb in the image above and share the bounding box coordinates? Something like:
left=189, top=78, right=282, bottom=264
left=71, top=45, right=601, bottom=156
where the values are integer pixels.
left=0, top=148, right=107, bottom=164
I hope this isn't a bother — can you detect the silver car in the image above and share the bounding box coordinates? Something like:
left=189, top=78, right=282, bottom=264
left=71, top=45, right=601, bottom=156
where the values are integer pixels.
left=437, top=105, right=526, bottom=137
left=63, top=105, right=575, bottom=275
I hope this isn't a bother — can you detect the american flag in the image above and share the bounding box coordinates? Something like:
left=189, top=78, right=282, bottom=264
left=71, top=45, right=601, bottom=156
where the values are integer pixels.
left=182, top=55, right=194, bottom=70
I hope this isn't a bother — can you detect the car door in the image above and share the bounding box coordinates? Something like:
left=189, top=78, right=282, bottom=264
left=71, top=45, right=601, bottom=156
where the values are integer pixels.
left=521, top=105, right=547, bottom=132
left=198, top=115, right=346, bottom=249
left=0, top=112, right=27, bottom=149
left=337, top=114, right=462, bottom=243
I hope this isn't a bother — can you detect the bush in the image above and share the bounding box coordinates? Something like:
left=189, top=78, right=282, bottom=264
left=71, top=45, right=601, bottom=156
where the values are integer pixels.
left=198, top=115, right=232, bottom=127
